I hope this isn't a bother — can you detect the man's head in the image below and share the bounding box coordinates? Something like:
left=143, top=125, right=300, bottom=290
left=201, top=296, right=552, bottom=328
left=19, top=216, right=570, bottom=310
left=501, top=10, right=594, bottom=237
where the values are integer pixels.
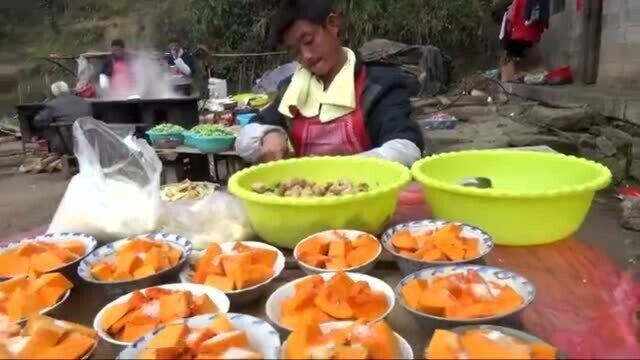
left=271, top=0, right=343, bottom=80
left=168, top=38, right=182, bottom=55
left=51, top=81, right=70, bottom=97
left=111, top=39, right=126, bottom=59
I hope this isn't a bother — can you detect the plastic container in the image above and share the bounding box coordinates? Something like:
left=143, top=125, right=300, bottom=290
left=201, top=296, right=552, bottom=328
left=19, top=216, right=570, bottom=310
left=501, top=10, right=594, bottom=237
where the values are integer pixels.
left=146, top=131, right=185, bottom=147
left=228, top=157, right=412, bottom=248
left=184, top=132, right=235, bottom=153
left=411, top=150, right=612, bottom=246
left=236, top=113, right=257, bottom=127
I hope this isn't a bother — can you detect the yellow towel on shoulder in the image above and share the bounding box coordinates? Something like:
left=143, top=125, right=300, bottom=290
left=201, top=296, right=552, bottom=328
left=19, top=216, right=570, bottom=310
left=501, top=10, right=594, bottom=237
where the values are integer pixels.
left=278, top=48, right=357, bottom=123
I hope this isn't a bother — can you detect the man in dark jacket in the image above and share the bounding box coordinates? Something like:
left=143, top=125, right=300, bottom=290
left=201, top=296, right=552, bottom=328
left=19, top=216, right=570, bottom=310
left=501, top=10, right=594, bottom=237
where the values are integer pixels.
left=34, top=81, right=92, bottom=155
left=165, top=38, right=196, bottom=96
left=235, top=0, right=424, bottom=166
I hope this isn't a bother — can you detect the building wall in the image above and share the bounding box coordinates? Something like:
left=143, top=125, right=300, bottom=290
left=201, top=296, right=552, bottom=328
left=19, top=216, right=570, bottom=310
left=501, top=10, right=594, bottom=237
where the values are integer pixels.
left=537, top=0, right=589, bottom=82
left=598, top=0, right=640, bottom=88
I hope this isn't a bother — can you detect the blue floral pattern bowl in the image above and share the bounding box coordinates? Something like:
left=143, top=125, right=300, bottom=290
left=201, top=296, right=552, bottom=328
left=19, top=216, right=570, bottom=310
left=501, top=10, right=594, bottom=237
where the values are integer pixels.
left=117, top=313, right=281, bottom=359
left=381, top=220, right=494, bottom=275
left=77, top=232, right=192, bottom=297
left=395, top=264, right=536, bottom=329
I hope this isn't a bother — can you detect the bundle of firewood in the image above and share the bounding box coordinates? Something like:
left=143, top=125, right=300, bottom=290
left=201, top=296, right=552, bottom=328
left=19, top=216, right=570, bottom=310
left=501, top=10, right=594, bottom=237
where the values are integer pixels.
left=18, top=154, right=64, bottom=174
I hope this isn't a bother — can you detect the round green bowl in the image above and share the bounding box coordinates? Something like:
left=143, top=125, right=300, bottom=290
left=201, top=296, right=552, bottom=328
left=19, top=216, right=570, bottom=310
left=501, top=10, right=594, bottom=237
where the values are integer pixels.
left=411, top=150, right=612, bottom=246
left=228, top=156, right=412, bottom=249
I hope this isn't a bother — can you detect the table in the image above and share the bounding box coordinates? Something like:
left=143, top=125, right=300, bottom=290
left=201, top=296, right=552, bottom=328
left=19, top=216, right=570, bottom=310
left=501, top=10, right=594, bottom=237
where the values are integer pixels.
left=155, top=146, right=247, bottom=184
left=1, top=199, right=635, bottom=358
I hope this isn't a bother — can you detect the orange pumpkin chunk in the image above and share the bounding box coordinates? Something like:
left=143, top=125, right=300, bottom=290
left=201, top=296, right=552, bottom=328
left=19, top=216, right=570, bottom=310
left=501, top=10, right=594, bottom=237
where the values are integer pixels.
left=0, top=273, right=72, bottom=322
left=147, top=324, right=188, bottom=349
left=89, top=238, right=181, bottom=282
left=284, top=320, right=398, bottom=360
left=13, top=316, right=97, bottom=360
left=193, top=242, right=277, bottom=291
left=401, top=270, right=524, bottom=320
left=0, top=240, right=85, bottom=277
left=137, top=315, right=261, bottom=359
left=101, top=288, right=221, bottom=343
left=280, top=272, right=388, bottom=329
left=390, top=224, right=483, bottom=262
left=297, top=232, right=380, bottom=271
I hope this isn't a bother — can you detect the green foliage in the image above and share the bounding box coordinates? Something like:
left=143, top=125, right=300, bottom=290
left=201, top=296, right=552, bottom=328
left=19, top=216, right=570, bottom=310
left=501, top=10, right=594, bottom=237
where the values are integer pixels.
left=175, top=0, right=499, bottom=53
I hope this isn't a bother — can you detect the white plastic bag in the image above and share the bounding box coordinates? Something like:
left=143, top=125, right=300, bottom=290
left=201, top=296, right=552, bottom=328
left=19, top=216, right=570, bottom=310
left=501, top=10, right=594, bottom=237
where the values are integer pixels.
left=158, top=191, right=254, bottom=250
left=48, top=117, right=162, bottom=242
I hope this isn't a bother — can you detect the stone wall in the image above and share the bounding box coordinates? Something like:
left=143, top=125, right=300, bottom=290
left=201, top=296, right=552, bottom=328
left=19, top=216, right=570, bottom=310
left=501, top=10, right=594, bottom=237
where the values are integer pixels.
left=598, top=0, right=640, bottom=88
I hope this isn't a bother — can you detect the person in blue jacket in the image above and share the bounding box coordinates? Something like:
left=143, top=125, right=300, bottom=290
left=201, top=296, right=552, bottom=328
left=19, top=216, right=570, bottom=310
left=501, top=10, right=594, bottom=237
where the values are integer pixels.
left=236, top=0, right=424, bottom=166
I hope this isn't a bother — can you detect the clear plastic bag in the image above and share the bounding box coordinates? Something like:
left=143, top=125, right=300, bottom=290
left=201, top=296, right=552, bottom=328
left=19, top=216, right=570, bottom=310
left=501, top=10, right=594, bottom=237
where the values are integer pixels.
left=158, top=191, right=254, bottom=250
left=48, top=117, right=162, bottom=242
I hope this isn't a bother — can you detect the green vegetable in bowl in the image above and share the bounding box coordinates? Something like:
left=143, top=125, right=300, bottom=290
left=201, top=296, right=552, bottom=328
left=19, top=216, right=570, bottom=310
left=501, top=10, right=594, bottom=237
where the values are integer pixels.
left=190, top=124, right=235, bottom=137
left=149, top=123, right=186, bottom=134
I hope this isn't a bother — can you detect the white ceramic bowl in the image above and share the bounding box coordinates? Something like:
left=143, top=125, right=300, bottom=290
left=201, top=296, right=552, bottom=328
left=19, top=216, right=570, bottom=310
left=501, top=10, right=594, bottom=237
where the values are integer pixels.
left=0, top=232, right=98, bottom=280
left=395, top=264, right=536, bottom=329
left=116, top=313, right=281, bottom=359
left=77, top=232, right=192, bottom=297
left=179, top=241, right=285, bottom=308
left=281, top=321, right=413, bottom=359
left=381, top=220, right=494, bottom=275
left=93, top=283, right=230, bottom=346
left=265, top=272, right=395, bottom=332
left=424, top=325, right=561, bottom=359
left=293, top=230, right=382, bottom=275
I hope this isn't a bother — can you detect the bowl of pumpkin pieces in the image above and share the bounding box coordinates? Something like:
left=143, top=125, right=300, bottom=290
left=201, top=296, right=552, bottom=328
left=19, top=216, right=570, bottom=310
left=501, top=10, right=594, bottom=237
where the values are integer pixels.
left=0, top=273, right=74, bottom=325
left=396, top=264, right=535, bottom=328
left=77, top=233, right=192, bottom=296
left=381, top=220, right=494, bottom=275
left=266, top=272, right=395, bottom=332
left=282, top=320, right=413, bottom=359
left=0, top=315, right=98, bottom=359
left=425, top=325, right=558, bottom=359
left=294, top=230, right=382, bottom=275
left=179, top=241, right=285, bottom=308
left=117, top=313, right=281, bottom=359
left=93, top=283, right=231, bottom=346
left=0, top=233, right=97, bottom=280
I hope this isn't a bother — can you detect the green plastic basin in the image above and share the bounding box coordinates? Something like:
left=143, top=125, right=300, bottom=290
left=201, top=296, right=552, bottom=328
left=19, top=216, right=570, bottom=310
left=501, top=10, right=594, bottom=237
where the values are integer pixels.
left=228, top=157, right=412, bottom=249
left=411, top=150, right=612, bottom=246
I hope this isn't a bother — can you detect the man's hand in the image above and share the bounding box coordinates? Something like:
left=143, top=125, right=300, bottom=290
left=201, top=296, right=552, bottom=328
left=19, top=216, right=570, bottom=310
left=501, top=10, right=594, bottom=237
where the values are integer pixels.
left=260, top=131, right=288, bottom=163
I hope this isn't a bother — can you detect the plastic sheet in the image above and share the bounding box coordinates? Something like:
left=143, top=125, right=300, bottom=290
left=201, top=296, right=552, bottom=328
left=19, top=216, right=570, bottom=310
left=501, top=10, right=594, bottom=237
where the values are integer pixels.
left=158, top=191, right=254, bottom=250
left=547, top=267, right=640, bottom=359
left=48, top=118, right=162, bottom=242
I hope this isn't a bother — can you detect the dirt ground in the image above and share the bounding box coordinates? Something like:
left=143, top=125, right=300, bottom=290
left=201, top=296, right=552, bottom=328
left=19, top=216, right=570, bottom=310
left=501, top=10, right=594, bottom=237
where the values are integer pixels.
left=0, top=172, right=69, bottom=238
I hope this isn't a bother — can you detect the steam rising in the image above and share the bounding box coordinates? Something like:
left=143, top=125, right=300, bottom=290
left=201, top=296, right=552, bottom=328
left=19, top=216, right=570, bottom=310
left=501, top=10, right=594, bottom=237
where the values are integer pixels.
left=101, top=51, right=181, bottom=100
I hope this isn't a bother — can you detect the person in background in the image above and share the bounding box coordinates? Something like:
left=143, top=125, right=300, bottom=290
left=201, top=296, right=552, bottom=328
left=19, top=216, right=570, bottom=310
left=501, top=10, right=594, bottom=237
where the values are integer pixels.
left=235, top=0, right=424, bottom=166
left=99, top=39, right=134, bottom=94
left=33, top=81, right=92, bottom=155
left=165, top=38, right=196, bottom=96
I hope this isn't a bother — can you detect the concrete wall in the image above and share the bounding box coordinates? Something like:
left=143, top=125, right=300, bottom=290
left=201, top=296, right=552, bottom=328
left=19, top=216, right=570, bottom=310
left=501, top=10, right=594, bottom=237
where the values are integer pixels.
left=538, top=0, right=586, bottom=80
left=598, top=0, right=640, bottom=88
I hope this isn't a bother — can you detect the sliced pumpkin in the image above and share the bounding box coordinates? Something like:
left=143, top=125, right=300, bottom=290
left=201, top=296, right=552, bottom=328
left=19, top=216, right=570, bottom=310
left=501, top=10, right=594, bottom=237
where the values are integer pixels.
left=147, top=324, right=188, bottom=349
left=208, top=313, right=235, bottom=334
left=350, top=321, right=397, bottom=359
left=197, top=330, right=249, bottom=355
left=425, top=329, right=461, bottom=359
